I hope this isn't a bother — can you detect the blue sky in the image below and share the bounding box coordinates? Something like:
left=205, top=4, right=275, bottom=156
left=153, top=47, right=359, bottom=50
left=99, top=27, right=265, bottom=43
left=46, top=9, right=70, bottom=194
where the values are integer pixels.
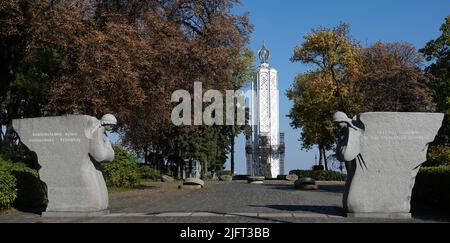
left=227, top=0, right=449, bottom=174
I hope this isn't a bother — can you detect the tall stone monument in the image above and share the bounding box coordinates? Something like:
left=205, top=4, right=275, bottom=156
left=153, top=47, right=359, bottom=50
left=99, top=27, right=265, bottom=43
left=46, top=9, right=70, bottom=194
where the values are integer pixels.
left=13, top=114, right=117, bottom=217
left=333, top=112, right=444, bottom=218
left=246, top=43, right=285, bottom=178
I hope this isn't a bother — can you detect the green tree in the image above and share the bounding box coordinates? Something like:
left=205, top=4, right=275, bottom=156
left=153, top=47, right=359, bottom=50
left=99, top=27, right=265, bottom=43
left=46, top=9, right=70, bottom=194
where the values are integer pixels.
left=160, top=126, right=231, bottom=179
left=420, top=16, right=450, bottom=145
left=287, top=72, right=341, bottom=170
left=288, top=23, right=436, bottom=171
left=288, top=23, right=362, bottom=170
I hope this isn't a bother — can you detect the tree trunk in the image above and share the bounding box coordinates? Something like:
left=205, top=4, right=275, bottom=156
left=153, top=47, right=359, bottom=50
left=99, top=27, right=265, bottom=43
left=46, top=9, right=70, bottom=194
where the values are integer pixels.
left=189, top=159, right=193, bottom=178
left=179, top=157, right=185, bottom=180
left=153, top=152, right=158, bottom=170
left=202, top=160, right=208, bottom=179
left=322, top=148, right=329, bottom=171
left=230, top=132, right=235, bottom=176
left=5, top=120, right=15, bottom=148
left=144, top=147, right=149, bottom=165
left=318, top=144, right=324, bottom=167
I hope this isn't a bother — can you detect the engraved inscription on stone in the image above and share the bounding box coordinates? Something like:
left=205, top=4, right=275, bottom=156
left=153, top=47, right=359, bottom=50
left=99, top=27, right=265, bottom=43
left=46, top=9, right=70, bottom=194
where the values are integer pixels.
left=29, top=132, right=81, bottom=143
left=364, top=130, right=428, bottom=141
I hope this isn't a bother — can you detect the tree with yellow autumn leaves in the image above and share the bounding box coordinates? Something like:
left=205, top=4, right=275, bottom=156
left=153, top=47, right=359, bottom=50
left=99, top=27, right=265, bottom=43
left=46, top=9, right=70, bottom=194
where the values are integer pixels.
left=287, top=23, right=434, bottom=171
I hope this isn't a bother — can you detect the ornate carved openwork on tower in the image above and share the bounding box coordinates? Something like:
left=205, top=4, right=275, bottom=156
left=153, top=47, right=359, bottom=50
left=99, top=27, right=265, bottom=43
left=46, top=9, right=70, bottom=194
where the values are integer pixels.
left=246, top=43, right=285, bottom=178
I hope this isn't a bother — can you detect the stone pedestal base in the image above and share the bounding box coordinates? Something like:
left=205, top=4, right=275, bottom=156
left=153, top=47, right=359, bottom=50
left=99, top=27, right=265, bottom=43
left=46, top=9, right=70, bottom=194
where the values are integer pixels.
left=247, top=176, right=265, bottom=184
left=347, top=212, right=411, bottom=219
left=249, top=181, right=264, bottom=185
left=42, top=209, right=110, bottom=218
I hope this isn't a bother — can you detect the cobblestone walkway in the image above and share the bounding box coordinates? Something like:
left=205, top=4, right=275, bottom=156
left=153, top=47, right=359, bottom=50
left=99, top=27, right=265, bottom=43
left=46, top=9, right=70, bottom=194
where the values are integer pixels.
left=0, top=181, right=448, bottom=223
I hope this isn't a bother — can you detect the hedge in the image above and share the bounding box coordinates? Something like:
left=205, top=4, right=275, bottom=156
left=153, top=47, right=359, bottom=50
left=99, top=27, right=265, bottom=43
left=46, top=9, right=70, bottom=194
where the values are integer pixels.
left=312, top=165, right=325, bottom=171
left=102, top=162, right=140, bottom=188
left=218, top=171, right=233, bottom=176
left=412, top=166, right=450, bottom=209
left=0, top=160, right=47, bottom=209
left=0, top=171, right=17, bottom=210
left=139, top=165, right=160, bottom=181
left=289, top=170, right=347, bottom=181
left=101, top=146, right=140, bottom=188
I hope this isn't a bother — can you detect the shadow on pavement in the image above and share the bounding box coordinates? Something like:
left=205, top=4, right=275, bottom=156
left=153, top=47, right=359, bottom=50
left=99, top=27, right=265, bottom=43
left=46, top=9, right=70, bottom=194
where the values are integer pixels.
left=13, top=205, right=46, bottom=216
left=262, top=183, right=345, bottom=194
left=318, top=185, right=345, bottom=193
left=249, top=205, right=345, bottom=217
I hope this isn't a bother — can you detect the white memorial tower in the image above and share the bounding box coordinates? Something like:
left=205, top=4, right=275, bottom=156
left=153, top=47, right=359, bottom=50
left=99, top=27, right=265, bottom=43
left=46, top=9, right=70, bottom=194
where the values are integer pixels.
left=246, top=43, right=285, bottom=178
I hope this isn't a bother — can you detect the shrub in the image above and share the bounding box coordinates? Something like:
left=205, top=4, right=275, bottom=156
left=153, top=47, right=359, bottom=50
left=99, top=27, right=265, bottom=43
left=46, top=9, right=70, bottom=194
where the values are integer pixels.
left=218, top=171, right=232, bottom=176
left=289, top=170, right=347, bottom=181
left=101, top=146, right=140, bottom=188
left=312, top=165, right=325, bottom=171
left=0, top=158, right=47, bottom=209
left=139, top=166, right=160, bottom=181
left=425, top=145, right=450, bottom=167
left=233, top=175, right=249, bottom=180
left=0, top=171, right=17, bottom=210
left=412, top=166, right=450, bottom=209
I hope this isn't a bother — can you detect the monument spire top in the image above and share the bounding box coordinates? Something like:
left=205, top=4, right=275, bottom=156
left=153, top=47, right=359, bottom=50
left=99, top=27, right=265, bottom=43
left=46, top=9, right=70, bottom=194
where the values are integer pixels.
left=258, top=41, right=270, bottom=64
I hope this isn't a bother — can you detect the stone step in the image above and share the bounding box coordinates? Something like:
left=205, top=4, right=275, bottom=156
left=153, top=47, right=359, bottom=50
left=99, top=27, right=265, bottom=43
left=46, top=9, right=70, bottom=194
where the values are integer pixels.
left=105, top=212, right=345, bottom=218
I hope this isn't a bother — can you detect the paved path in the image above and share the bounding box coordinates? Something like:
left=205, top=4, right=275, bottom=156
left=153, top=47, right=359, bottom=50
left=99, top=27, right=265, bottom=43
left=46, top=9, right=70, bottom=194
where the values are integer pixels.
left=0, top=181, right=448, bottom=223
